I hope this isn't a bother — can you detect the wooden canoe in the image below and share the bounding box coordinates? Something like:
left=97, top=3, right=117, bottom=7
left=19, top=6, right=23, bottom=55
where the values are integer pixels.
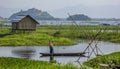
left=40, top=52, right=86, bottom=57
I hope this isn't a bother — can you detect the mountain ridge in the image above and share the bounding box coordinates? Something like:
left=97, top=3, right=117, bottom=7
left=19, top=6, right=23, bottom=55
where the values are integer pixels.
left=9, top=8, right=57, bottom=20
left=0, top=16, right=5, bottom=21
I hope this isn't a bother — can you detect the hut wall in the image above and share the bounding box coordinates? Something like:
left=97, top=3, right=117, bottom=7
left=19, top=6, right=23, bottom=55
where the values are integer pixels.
left=18, top=16, right=36, bottom=30
left=12, top=23, right=18, bottom=30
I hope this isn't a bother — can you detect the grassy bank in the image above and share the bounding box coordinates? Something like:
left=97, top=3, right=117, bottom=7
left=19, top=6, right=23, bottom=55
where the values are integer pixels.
left=78, top=30, right=120, bottom=43
left=37, top=25, right=120, bottom=43
left=0, top=57, right=79, bottom=69
left=84, top=52, right=120, bottom=69
left=0, top=26, right=120, bottom=46
left=0, top=28, right=74, bottom=46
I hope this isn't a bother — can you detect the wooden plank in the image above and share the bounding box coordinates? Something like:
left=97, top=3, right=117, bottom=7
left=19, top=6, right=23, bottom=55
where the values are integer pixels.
left=98, top=63, right=109, bottom=67
left=98, top=63, right=120, bottom=68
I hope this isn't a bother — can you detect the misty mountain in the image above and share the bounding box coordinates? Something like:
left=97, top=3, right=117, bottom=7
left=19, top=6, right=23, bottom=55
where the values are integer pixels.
left=9, top=8, right=57, bottom=20
left=1, top=5, right=120, bottom=20
left=49, top=5, right=120, bottom=18
left=0, top=6, right=19, bottom=18
left=67, top=14, right=91, bottom=21
left=0, top=16, right=5, bottom=21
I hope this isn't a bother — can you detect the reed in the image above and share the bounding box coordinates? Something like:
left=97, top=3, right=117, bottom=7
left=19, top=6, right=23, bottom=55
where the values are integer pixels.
left=84, top=52, right=120, bottom=69
left=0, top=25, right=120, bottom=46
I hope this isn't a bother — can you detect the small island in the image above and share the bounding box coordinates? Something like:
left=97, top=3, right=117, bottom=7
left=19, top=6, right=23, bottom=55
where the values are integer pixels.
left=67, top=14, right=91, bottom=21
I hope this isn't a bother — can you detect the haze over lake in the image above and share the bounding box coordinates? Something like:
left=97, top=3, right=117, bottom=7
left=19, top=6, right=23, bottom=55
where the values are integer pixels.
left=0, top=0, right=120, bottom=18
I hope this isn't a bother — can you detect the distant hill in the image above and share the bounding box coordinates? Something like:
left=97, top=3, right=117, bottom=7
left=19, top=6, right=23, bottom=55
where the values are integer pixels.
left=9, top=8, right=57, bottom=20
left=0, top=16, right=5, bottom=21
left=67, top=14, right=91, bottom=21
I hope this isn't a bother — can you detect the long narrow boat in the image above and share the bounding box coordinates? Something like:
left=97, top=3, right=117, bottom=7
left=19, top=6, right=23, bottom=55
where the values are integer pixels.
left=40, top=52, right=86, bottom=57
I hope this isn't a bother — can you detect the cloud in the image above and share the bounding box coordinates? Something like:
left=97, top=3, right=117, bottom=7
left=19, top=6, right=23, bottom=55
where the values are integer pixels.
left=79, top=0, right=120, bottom=6
left=0, top=0, right=120, bottom=18
left=49, top=4, right=120, bottom=18
left=0, top=0, right=120, bottom=10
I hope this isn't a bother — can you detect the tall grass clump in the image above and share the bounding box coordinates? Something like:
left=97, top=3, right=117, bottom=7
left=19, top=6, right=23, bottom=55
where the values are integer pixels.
left=84, top=52, right=120, bottom=69
left=0, top=26, right=120, bottom=46
left=0, top=57, right=78, bottom=69
left=0, top=31, right=74, bottom=46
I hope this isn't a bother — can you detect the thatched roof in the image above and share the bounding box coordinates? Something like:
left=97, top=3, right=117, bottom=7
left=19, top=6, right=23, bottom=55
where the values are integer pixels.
left=10, top=15, right=39, bottom=24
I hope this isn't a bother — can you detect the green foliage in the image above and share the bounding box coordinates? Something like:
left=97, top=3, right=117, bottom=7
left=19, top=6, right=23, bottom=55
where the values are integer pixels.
left=0, top=57, right=78, bottom=69
left=0, top=28, right=74, bottom=46
left=84, top=52, right=120, bottom=69
left=0, top=26, right=120, bottom=46
left=0, top=33, right=74, bottom=46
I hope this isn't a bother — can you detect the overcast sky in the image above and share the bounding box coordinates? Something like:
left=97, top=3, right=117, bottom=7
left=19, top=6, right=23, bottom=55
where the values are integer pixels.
left=0, top=0, right=120, bottom=18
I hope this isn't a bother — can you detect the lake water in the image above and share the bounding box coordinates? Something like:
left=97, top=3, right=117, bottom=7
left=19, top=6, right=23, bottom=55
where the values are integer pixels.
left=38, top=20, right=120, bottom=26
left=0, top=41, right=120, bottom=65
left=4, top=20, right=119, bottom=28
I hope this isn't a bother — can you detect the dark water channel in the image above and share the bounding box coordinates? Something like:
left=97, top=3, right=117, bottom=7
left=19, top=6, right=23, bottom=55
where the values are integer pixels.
left=0, top=41, right=120, bottom=65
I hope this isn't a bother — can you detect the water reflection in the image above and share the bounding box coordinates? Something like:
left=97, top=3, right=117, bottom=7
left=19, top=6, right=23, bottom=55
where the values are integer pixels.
left=12, top=47, right=36, bottom=59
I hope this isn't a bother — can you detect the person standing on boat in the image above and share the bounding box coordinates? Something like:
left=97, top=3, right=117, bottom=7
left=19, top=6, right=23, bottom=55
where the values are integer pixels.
left=49, top=41, right=54, bottom=61
left=49, top=41, right=54, bottom=54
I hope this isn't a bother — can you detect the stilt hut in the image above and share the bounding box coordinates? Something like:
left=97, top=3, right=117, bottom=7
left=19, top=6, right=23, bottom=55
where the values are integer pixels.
left=11, top=15, right=39, bottom=32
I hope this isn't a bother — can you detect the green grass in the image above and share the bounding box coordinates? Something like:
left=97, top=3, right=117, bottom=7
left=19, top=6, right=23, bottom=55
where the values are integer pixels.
left=0, top=57, right=79, bottom=69
left=0, top=28, right=74, bottom=46
left=0, top=25, right=120, bottom=46
left=84, top=52, right=120, bottom=69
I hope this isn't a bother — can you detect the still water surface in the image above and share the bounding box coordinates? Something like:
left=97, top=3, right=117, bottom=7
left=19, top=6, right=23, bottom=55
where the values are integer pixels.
left=0, top=41, right=120, bottom=65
